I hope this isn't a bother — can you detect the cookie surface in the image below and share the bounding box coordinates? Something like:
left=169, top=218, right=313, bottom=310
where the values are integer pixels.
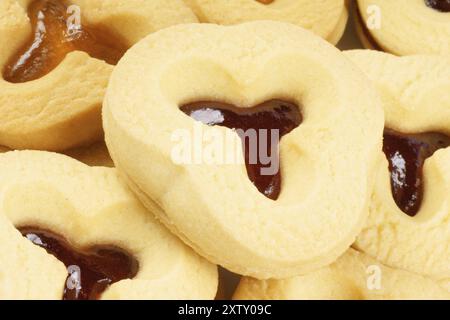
left=104, top=22, right=384, bottom=279
left=0, top=151, right=217, bottom=299
left=345, top=50, right=450, bottom=287
left=234, top=249, right=450, bottom=300
left=0, top=0, right=197, bottom=151
left=183, top=0, right=348, bottom=44
left=356, top=0, right=450, bottom=55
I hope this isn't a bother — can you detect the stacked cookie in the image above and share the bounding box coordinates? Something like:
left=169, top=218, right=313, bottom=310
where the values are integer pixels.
left=235, top=50, right=450, bottom=299
left=0, top=0, right=449, bottom=300
left=355, top=0, right=450, bottom=55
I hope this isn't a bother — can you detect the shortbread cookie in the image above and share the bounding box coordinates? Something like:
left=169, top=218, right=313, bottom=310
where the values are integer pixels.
left=0, top=151, right=217, bottom=300
left=356, top=0, right=450, bottom=55
left=0, top=0, right=197, bottom=151
left=345, top=50, right=450, bottom=286
left=64, top=140, right=114, bottom=167
left=233, top=249, right=450, bottom=300
left=183, top=0, right=348, bottom=44
left=104, top=22, right=384, bottom=279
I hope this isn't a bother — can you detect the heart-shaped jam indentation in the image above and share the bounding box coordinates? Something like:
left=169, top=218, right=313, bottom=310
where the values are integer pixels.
left=425, top=0, right=450, bottom=12
left=20, top=227, right=138, bottom=300
left=180, top=100, right=302, bottom=200
left=383, top=130, right=450, bottom=217
left=3, top=0, right=128, bottom=83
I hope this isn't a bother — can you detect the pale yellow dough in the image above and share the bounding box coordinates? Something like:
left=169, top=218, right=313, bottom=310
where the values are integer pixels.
left=0, top=0, right=197, bottom=151
left=104, top=22, right=384, bottom=279
left=345, top=50, right=450, bottom=287
left=356, top=0, right=450, bottom=55
left=0, top=151, right=217, bottom=300
left=183, top=0, right=348, bottom=44
left=233, top=249, right=450, bottom=300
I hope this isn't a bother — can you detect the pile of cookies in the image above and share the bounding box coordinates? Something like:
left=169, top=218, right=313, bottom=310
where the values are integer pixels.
left=0, top=0, right=448, bottom=300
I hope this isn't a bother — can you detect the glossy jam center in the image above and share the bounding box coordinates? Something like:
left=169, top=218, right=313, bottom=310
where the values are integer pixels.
left=383, top=130, right=450, bottom=217
left=20, top=227, right=138, bottom=300
left=256, top=0, right=275, bottom=4
left=425, top=0, right=450, bottom=12
left=3, top=0, right=128, bottom=83
left=180, top=100, right=302, bottom=200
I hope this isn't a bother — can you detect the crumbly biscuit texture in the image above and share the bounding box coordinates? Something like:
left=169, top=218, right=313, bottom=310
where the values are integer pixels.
left=183, top=0, right=348, bottom=44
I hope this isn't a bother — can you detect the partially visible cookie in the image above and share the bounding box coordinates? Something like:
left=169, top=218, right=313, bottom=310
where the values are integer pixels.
left=345, top=50, right=450, bottom=286
left=0, top=151, right=217, bottom=300
left=183, top=0, right=348, bottom=44
left=233, top=249, right=450, bottom=300
left=356, top=0, right=450, bottom=55
left=0, top=0, right=197, bottom=151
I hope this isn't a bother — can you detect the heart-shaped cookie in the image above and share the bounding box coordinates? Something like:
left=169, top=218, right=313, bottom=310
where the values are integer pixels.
left=104, top=22, right=384, bottom=279
left=0, top=151, right=217, bottom=299
left=0, top=0, right=197, bottom=151
left=345, top=50, right=450, bottom=287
